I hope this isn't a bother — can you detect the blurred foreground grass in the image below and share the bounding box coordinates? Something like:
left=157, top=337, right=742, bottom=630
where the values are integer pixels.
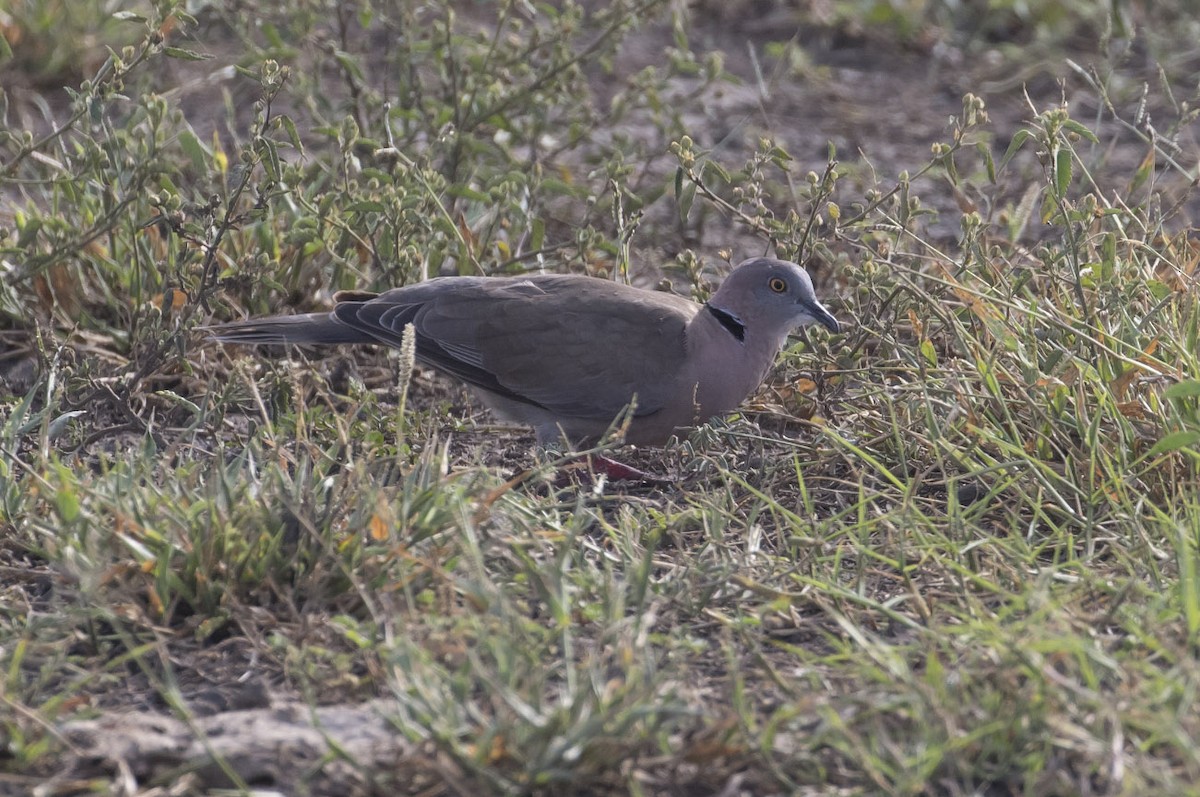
left=2, top=0, right=1200, bottom=794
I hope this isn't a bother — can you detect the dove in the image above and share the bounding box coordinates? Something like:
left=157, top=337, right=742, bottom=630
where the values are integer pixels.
left=208, top=257, right=841, bottom=476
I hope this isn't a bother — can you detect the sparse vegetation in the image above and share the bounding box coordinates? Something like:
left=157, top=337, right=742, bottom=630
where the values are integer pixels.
left=2, top=0, right=1200, bottom=794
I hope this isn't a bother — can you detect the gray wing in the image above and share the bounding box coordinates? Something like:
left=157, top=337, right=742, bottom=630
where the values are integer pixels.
left=334, top=275, right=699, bottom=420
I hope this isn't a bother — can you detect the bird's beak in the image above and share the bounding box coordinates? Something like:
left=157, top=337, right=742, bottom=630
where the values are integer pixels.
left=802, top=300, right=841, bottom=334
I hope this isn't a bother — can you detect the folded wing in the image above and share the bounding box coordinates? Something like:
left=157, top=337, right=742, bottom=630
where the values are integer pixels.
left=333, top=275, right=699, bottom=420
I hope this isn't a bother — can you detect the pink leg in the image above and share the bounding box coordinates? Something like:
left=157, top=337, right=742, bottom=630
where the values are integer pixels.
left=586, top=453, right=670, bottom=483
left=552, top=453, right=671, bottom=486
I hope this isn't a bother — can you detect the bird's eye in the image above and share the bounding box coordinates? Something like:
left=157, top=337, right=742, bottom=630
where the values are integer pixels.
left=768, top=277, right=787, bottom=293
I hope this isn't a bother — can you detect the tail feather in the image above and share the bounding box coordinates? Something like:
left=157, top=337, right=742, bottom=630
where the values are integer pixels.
left=205, top=313, right=374, bottom=346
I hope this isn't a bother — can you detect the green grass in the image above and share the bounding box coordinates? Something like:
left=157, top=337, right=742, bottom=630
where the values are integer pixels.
left=3, top=0, right=1200, bottom=794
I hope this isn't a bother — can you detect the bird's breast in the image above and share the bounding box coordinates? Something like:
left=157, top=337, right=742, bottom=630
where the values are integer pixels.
left=682, top=329, right=780, bottom=422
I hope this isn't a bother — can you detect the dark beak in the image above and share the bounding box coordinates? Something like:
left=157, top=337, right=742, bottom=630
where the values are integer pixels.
left=806, top=300, right=842, bottom=334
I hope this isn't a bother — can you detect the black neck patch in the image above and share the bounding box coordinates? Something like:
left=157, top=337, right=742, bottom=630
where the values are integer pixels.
left=704, top=302, right=745, bottom=342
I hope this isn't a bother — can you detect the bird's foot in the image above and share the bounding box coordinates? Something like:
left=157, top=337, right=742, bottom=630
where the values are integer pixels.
left=554, top=453, right=671, bottom=487
left=588, top=453, right=671, bottom=483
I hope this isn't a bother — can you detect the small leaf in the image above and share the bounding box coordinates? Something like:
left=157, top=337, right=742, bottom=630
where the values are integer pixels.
left=924, top=649, right=944, bottom=689
left=447, top=185, right=489, bottom=202
left=704, top=159, right=731, bottom=183
left=678, top=180, right=696, bottom=224
left=47, top=411, right=86, bottom=441
left=16, top=217, right=42, bottom=248
left=1061, top=119, right=1099, bottom=143
left=999, top=129, right=1033, bottom=171
left=259, top=136, right=281, bottom=182
left=177, top=128, right=206, bottom=172
left=1054, top=147, right=1072, bottom=196
left=333, top=50, right=365, bottom=82
left=1131, top=146, right=1155, bottom=194
left=540, top=178, right=578, bottom=196
left=977, top=141, right=996, bottom=183
left=5, top=387, right=37, bottom=436
left=262, top=22, right=284, bottom=49
left=163, top=46, right=211, bottom=61
left=1164, top=381, right=1200, bottom=400
left=152, top=289, right=189, bottom=311
left=919, top=339, right=937, bottom=367
left=1101, top=231, right=1116, bottom=274
left=154, top=390, right=200, bottom=415
left=1110, top=367, right=1138, bottom=401
left=1147, top=430, right=1200, bottom=458
left=369, top=513, right=389, bottom=541
left=1147, top=279, right=1173, bottom=300
left=1116, top=401, right=1147, bottom=419
left=277, top=115, right=303, bottom=154
left=52, top=467, right=80, bottom=523
left=211, top=130, right=228, bottom=174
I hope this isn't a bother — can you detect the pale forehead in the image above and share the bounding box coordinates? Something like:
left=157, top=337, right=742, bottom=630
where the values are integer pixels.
left=737, top=257, right=810, bottom=283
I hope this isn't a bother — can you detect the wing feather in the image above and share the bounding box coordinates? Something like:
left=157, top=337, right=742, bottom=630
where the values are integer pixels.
left=331, top=275, right=699, bottom=419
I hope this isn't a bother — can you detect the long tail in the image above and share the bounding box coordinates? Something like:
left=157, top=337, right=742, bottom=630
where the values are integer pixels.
left=204, top=313, right=375, bottom=346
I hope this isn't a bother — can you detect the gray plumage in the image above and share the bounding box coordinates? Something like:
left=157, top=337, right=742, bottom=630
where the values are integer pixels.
left=207, top=257, right=841, bottom=446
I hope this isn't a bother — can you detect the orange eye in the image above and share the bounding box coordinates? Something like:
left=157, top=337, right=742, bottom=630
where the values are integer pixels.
left=768, top=277, right=787, bottom=293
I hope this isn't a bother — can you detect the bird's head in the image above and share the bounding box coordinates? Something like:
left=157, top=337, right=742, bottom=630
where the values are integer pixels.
left=707, top=258, right=841, bottom=338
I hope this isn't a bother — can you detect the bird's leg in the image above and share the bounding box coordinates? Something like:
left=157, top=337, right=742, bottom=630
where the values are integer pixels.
left=587, top=453, right=670, bottom=483
left=537, top=438, right=670, bottom=486
left=551, top=453, right=670, bottom=486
